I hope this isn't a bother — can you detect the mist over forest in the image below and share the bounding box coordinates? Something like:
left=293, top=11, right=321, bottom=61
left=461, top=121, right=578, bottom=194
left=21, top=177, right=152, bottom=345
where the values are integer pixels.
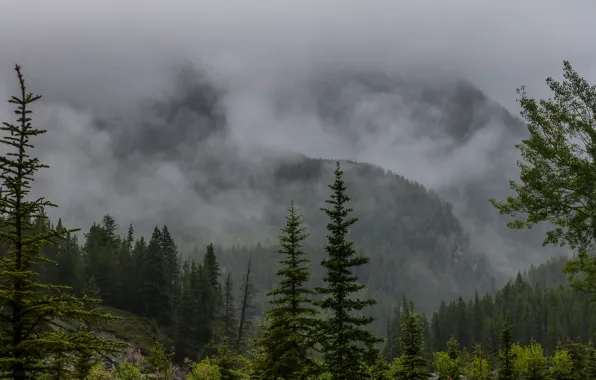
left=1, top=1, right=596, bottom=379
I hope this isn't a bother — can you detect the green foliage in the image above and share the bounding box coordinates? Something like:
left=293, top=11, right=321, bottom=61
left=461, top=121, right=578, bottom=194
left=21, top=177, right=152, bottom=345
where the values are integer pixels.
left=113, top=362, right=142, bottom=380
left=0, top=65, right=125, bottom=379
left=512, top=341, right=548, bottom=380
left=315, top=162, right=382, bottom=378
left=254, top=201, right=319, bottom=379
left=85, top=363, right=113, bottom=380
left=367, top=353, right=390, bottom=380
left=387, top=356, right=405, bottom=377
left=489, top=61, right=596, bottom=297
left=187, top=358, right=222, bottom=380
left=428, top=261, right=596, bottom=355
left=463, top=356, right=491, bottom=380
left=144, top=342, right=176, bottom=380
left=100, top=306, right=167, bottom=353
left=210, top=339, right=247, bottom=380
left=560, top=341, right=596, bottom=379
left=433, top=352, right=460, bottom=379
left=549, top=349, right=574, bottom=380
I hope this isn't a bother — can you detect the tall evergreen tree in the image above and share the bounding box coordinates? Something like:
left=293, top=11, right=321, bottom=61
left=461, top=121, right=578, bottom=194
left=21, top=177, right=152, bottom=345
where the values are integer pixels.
left=255, top=201, right=319, bottom=379
left=498, top=316, right=516, bottom=380
left=142, top=227, right=171, bottom=325
left=116, top=224, right=134, bottom=311
left=202, top=243, right=222, bottom=343
left=161, top=225, right=180, bottom=310
left=394, top=301, right=431, bottom=380
left=175, top=260, right=201, bottom=360
left=130, top=236, right=147, bottom=315
left=0, top=65, right=123, bottom=379
left=316, top=162, right=382, bottom=379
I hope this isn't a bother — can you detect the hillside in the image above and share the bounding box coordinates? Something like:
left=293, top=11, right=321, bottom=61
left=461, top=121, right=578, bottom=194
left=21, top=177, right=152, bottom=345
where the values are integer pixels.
left=198, top=157, right=497, bottom=319
left=70, top=66, right=560, bottom=281
left=16, top=64, right=571, bottom=366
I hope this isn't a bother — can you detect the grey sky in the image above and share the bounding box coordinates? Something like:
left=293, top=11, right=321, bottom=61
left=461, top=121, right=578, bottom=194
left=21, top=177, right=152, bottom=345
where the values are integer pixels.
left=2, top=0, right=595, bottom=109
left=0, top=0, right=594, bottom=269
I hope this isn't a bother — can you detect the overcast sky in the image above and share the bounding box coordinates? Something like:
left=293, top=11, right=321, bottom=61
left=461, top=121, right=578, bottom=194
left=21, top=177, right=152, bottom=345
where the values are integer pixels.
left=2, top=0, right=595, bottom=110
left=0, top=0, right=594, bottom=263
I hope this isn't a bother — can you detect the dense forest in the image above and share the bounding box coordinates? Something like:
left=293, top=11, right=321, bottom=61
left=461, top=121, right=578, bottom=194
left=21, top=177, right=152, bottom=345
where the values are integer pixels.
left=2, top=60, right=596, bottom=379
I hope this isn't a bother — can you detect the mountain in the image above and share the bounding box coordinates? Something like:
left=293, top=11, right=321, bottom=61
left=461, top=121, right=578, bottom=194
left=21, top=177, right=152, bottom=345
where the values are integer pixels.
left=269, top=69, right=562, bottom=272
left=37, top=65, right=562, bottom=318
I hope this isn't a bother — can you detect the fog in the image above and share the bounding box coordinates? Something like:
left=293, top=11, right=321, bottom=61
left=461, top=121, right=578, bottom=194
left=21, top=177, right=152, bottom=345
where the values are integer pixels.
left=0, top=0, right=594, bottom=274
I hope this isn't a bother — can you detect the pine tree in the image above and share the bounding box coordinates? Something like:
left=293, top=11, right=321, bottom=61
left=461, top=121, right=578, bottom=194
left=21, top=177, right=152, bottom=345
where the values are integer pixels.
left=53, top=220, right=82, bottom=292
left=116, top=224, right=135, bottom=311
left=202, top=243, right=222, bottom=343
left=0, top=65, right=124, bottom=379
left=385, top=306, right=403, bottom=360
left=203, top=243, right=220, bottom=290
left=395, top=301, right=431, bottom=380
left=316, top=162, right=382, bottom=379
left=143, top=226, right=171, bottom=325
left=255, top=201, right=319, bottom=379
left=161, top=224, right=180, bottom=313
left=498, top=316, right=516, bottom=380
left=175, top=260, right=201, bottom=360
left=195, top=263, right=213, bottom=352
left=130, top=236, right=147, bottom=315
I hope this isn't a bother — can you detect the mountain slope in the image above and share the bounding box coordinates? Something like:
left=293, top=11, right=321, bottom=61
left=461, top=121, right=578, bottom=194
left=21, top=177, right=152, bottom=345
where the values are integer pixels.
left=34, top=66, right=550, bottom=315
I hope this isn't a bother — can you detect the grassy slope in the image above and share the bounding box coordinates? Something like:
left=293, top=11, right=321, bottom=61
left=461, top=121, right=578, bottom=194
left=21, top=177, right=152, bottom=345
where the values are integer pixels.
left=99, top=306, right=168, bottom=353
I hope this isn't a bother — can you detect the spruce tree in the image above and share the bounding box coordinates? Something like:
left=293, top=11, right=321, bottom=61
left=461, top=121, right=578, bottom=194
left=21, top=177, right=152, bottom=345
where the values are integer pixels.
left=0, top=65, right=124, bottom=379
left=116, top=224, right=134, bottom=311
left=161, top=224, right=180, bottom=310
left=498, top=316, right=516, bottom=380
left=395, top=301, right=430, bottom=380
left=316, top=162, right=382, bottom=379
left=202, top=243, right=222, bottom=343
left=142, top=226, right=171, bottom=325
left=175, top=260, right=201, bottom=360
left=130, top=236, right=147, bottom=315
left=256, top=201, right=319, bottom=379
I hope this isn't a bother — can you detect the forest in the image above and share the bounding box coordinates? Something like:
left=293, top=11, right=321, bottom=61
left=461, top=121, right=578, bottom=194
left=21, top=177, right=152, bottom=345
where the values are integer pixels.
left=1, top=60, right=596, bottom=380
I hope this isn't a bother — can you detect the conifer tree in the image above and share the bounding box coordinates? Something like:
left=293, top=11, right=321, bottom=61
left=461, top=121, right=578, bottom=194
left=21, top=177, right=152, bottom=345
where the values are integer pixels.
left=175, top=260, right=201, bottom=360
left=0, top=65, right=124, bottom=379
left=116, top=224, right=134, bottom=311
left=53, top=219, right=82, bottom=292
left=255, top=201, right=319, bottom=379
left=385, top=306, right=404, bottom=360
left=316, top=162, right=382, bottom=379
left=130, top=236, right=147, bottom=315
left=143, top=226, right=171, bottom=325
left=498, top=316, right=516, bottom=380
left=395, top=301, right=431, bottom=380
left=161, top=224, right=180, bottom=309
left=203, top=243, right=222, bottom=343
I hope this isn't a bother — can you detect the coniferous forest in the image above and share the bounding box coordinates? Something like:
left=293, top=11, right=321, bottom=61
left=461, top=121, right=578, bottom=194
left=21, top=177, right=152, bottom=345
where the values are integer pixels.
left=2, top=60, right=596, bottom=380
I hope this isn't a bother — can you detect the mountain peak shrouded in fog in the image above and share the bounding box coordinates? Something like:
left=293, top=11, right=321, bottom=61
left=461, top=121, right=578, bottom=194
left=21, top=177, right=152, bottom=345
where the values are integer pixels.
left=0, top=61, right=556, bottom=283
